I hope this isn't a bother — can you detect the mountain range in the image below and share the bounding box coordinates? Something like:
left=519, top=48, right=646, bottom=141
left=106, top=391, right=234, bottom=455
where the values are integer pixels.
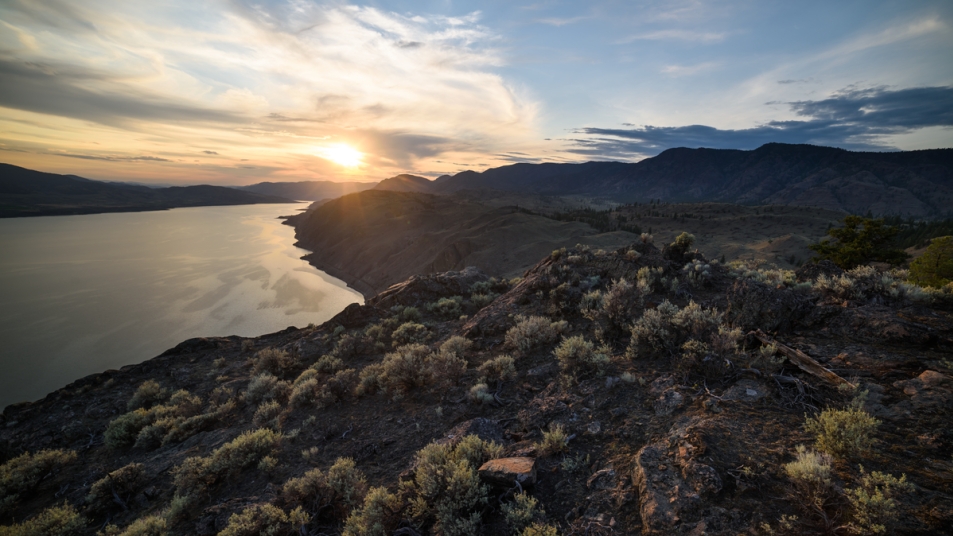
left=0, top=164, right=292, bottom=218
left=239, top=180, right=376, bottom=201
left=374, top=143, right=953, bottom=218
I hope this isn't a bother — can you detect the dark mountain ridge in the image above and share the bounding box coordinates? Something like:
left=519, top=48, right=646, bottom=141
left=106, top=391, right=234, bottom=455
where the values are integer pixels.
left=424, top=143, right=953, bottom=217
left=239, top=180, right=377, bottom=201
left=0, top=163, right=293, bottom=217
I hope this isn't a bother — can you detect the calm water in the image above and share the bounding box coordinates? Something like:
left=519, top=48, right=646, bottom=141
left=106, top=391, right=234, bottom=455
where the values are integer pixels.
left=0, top=204, right=362, bottom=409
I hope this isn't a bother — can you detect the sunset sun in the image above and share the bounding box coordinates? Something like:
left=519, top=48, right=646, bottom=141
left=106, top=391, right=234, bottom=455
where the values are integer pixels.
left=319, top=143, right=363, bottom=167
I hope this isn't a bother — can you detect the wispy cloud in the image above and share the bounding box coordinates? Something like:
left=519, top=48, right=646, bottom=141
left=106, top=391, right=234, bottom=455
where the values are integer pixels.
left=569, top=85, right=953, bottom=159
left=661, top=62, right=718, bottom=76
left=535, top=15, right=589, bottom=27
left=617, top=29, right=727, bottom=44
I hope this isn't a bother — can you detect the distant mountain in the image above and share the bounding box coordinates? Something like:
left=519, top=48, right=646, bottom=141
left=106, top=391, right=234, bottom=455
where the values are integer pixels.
left=373, top=174, right=436, bottom=193
left=0, top=163, right=293, bottom=218
left=431, top=143, right=953, bottom=218
left=239, top=180, right=377, bottom=201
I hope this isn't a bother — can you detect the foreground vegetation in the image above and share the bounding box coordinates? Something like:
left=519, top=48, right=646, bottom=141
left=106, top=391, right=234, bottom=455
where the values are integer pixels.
left=2, top=231, right=952, bottom=535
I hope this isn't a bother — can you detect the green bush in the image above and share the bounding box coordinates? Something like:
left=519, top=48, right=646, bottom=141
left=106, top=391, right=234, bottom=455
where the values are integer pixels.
left=245, top=373, right=290, bottom=404
left=504, top=316, right=567, bottom=355
left=172, top=428, right=281, bottom=499
left=553, top=336, right=609, bottom=376
left=428, top=296, right=464, bottom=318
left=342, top=486, right=401, bottom=536
left=391, top=322, right=429, bottom=347
left=520, top=522, right=559, bottom=536
left=252, top=400, right=283, bottom=429
left=99, top=515, right=168, bottom=536
left=783, top=445, right=835, bottom=524
left=439, top=336, right=472, bottom=360
left=127, top=380, right=168, bottom=411
left=0, top=503, right=84, bottom=536
left=477, top=355, right=517, bottom=383
left=106, top=390, right=227, bottom=450
left=252, top=347, right=293, bottom=376
left=808, top=215, right=909, bottom=269
left=401, top=436, right=502, bottom=536
left=426, top=349, right=467, bottom=389
left=311, top=354, right=344, bottom=374
left=502, top=492, right=544, bottom=534
left=845, top=466, right=914, bottom=535
left=86, top=463, right=146, bottom=512
left=218, top=504, right=309, bottom=536
left=909, top=235, right=953, bottom=288
left=378, top=344, right=431, bottom=399
left=0, top=449, right=77, bottom=512
left=804, top=404, right=880, bottom=457
left=536, top=424, right=568, bottom=456
left=627, top=300, right=722, bottom=359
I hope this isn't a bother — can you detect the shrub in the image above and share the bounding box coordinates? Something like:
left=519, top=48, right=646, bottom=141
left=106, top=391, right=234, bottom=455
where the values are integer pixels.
left=628, top=300, right=722, bottom=360
left=391, top=322, right=429, bottom=347
left=666, top=232, right=695, bottom=260
left=909, top=235, right=953, bottom=288
left=99, top=515, right=168, bottom=536
left=428, top=296, right=464, bottom=318
left=440, top=336, right=472, bottom=360
left=86, top=463, right=146, bottom=512
left=252, top=400, right=283, bottom=429
left=536, top=424, right=568, bottom=456
left=0, top=503, right=84, bottom=536
left=477, top=355, right=517, bottom=383
left=312, top=355, right=343, bottom=374
left=218, top=504, right=309, bottom=536
left=468, top=383, right=495, bottom=405
left=127, top=380, right=167, bottom=411
left=356, top=364, right=384, bottom=396
left=398, top=306, right=422, bottom=322
left=342, top=486, right=401, bottom=536
left=502, top=492, right=544, bottom=533
left=470, top=292, right=499, bottom=309
left=520, top=523, right=559, bottom=536
left=326, top=458, right=368, bottom=510
left=245, top=373, right=290, bottom=404
left=426, top=350, right=467, bottom=389
left=378, top=344, right=431, bottom=399
left=0, top=450, right=77, bottom=513
left=252, top=347, right=294, bottom=376
left=282, top=468, right=330, bottom=513
left=784, top=445, right=835, bottom=523
left=172, top=428, right=281, bottom=498
left=676, top=339, right=728, bottom=379
left=809, top=215, right=909, bottom=269
left=804, top=404, right=880, bottom=457
left=845, top=466, right=914, bottom=535
left=504, top=316, right=568, bottom=355
left=401, top=436, right=501, bottom=536
left=553, top=336, right=609, bottom=376
left=628, top=300, right=679, bottom=357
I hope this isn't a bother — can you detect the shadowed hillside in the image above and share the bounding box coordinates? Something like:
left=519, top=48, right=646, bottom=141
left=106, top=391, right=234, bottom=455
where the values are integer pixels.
left=239, top=180, right=377, bottom=201
left=429, top=143, right=953, bottom=217
left=0, top=164, right=292, bottom=217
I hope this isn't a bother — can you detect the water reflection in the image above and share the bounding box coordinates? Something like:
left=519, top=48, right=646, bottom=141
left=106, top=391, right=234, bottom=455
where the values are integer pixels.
left=0, top=204, right=362, bottom=408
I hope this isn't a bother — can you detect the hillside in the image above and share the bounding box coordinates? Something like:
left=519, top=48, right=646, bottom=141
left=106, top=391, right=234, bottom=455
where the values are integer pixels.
left=287, top=189, right=636, bottom=296
left=0, top=164, right=292, bottom=217
left=2, top=242, right=951, bottom=535
left=239, top=180, right=377, bottom=201
left=373, top=174, right=436, bottom=193
left=431, top=144, right=953, bottom=218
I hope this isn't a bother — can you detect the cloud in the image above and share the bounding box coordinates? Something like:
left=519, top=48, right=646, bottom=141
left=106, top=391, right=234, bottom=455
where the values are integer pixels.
left=617, top=29, right=727, bottom=44
left=203, top=150, right=219, bottom=155
left=660, top=62, right=718, bottom=76
left=569, top=85, right=953, bottom=159
left=56, top=153, right=172, bottom=162
left=535, top=16, right=589, bottom=27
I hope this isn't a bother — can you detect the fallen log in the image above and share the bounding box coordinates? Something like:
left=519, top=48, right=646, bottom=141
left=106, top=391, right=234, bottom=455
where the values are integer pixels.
left=750, top=330, right=855, bottom=389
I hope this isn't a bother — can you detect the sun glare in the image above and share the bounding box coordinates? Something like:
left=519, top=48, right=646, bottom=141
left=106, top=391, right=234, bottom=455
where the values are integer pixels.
left=319, top=143, right=363, bottom=167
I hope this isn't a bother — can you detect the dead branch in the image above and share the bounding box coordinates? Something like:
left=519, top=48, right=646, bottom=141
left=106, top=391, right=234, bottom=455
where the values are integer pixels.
left=750, top=330, right=854, bottom=389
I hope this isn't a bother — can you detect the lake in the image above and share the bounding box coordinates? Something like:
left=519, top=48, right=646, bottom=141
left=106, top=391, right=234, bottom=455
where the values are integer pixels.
left=0, top=204, right=363, bottom=409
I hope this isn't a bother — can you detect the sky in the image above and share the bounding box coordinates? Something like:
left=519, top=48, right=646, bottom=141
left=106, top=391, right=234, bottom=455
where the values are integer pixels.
left=0, top=0, right=951, bottom=185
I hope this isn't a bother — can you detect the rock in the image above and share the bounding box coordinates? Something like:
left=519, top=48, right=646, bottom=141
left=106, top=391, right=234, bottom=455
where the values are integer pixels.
left=722, top=379, right=767, bottom=402
left=327, top=302, right=382, bottom=329
left=587, top=421, right=602, bottom=434
left=478, top=457, right=537, bottom=487
left=654, top=389, right=684, bottom=416
left=371, top=266, right=488, bottom=309
left=890, top=370, right=953, bottom=416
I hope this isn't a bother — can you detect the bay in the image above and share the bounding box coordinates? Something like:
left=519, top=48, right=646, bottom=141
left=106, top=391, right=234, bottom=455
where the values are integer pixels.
left=0, top=204, right=362, bottom=409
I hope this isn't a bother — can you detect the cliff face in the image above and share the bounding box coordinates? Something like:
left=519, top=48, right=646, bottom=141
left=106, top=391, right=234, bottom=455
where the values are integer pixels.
left=2, top=242, right=952, bottom=535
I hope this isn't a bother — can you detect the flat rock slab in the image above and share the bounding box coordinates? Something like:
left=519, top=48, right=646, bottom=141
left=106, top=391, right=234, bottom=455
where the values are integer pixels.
left=479, top=457, right=537, bottom=487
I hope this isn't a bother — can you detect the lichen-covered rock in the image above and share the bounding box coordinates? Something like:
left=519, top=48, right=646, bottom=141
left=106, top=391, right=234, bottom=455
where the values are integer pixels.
left=478, top=457, right=537, bottom=487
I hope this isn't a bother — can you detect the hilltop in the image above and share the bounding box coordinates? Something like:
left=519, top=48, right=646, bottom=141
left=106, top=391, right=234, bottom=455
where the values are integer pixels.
left=2, top=240, right=952, bottom=535
left=239, top=181, right=377, bottom=201
left=0, top=164, right=293, bottom=218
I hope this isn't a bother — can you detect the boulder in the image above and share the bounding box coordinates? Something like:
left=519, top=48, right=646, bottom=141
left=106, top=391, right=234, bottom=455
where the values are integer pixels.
left=478, top=457, right=537, bottom=487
